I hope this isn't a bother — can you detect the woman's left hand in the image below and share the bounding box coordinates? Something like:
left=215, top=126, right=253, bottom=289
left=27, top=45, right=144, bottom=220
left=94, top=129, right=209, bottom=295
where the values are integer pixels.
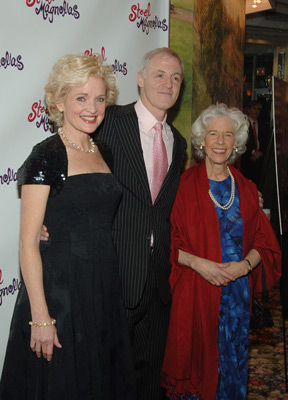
left=223, top=260, right=248, bottom=282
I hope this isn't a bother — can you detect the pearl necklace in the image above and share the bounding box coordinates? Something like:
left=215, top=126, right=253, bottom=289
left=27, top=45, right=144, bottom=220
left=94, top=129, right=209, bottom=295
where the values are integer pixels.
left=208, top=166, right=235, bottom=210
left=58, top=128, right=95, bottom=153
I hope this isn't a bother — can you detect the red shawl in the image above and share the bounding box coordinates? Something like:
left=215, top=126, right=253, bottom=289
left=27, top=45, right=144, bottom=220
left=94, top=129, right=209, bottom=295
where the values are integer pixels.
left=162, top=160, right=281, bottom=400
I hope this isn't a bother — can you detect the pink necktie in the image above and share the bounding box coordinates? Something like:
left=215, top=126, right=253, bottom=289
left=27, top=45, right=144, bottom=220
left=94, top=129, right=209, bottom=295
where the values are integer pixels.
left=150, top=122, right=168, bottom=203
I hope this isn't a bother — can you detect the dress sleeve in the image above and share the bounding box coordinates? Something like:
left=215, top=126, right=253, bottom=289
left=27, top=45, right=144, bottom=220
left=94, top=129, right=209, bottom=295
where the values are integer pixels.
left=17, top=142, right=53, bottom=186
left=17, top=135, right=67, bottom=196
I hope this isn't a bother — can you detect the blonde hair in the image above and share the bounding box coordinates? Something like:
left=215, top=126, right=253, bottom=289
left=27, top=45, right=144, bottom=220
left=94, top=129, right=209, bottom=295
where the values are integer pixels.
left=45, top=53, right=118, bottom=127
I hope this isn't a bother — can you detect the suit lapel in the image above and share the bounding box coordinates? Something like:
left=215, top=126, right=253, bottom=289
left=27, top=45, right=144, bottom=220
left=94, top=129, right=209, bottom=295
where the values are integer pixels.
left=115, top=106, right=151, bottom=198
left=115, top=105, right=184, bottom=205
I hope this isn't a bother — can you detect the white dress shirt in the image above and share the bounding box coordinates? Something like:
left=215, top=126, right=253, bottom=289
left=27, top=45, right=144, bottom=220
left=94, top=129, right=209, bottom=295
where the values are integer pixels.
left=134, top=99, right=174, bottom=186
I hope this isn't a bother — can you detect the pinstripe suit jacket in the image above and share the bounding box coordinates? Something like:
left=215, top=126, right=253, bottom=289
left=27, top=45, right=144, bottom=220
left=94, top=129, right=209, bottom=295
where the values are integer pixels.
left=95, top=103, right=187, bottom=309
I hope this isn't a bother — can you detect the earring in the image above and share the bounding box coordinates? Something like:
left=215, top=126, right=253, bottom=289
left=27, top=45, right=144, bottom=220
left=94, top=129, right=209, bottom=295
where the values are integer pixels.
left=200, top=144, right=204, bottom=150
left=233, top=146, right=238, bottom=153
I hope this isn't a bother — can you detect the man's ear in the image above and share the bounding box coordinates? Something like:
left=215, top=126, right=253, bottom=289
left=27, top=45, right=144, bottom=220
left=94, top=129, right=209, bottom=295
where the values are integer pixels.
left=137, top=71, right=144, bottom=88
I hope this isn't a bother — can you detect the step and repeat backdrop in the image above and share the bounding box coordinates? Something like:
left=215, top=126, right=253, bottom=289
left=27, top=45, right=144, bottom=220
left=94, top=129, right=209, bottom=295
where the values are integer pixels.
left=0, top=0, right=169, bottom=372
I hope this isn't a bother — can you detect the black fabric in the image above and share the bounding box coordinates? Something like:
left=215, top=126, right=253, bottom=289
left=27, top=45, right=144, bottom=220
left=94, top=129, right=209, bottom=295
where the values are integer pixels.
left=17, top=134, right=113, bottom=196
left=95, top=104, right=187, bottom=309
left=241, top=121, right=268, bottom=187
left=250, top=268, right=274, bottom=330
left=0, top=172, right=136, bottom=399
left=250, top=294, right=274, bottom=330
left=95, top=103, right=187, bottom=399
left=126, top=258, right=171, bottom=400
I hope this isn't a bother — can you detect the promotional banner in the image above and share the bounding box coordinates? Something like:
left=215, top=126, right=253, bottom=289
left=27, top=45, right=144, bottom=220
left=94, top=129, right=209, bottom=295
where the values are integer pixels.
left=0, top=0, right=169, bottom=373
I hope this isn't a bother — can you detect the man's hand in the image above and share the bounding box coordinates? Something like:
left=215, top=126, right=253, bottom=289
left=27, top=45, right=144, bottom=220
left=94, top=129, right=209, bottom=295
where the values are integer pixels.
left=40, top=225, right=49, bottom=241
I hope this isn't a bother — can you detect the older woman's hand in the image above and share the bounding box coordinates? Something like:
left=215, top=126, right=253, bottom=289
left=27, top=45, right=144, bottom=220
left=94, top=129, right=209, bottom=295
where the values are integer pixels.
left=224, top=250, right=261, bottom=281
left=192, top=258, right=235, bottom=286
left=178, top=249, right=235, bottom=286
left=223, top=260, right=252, bottom=281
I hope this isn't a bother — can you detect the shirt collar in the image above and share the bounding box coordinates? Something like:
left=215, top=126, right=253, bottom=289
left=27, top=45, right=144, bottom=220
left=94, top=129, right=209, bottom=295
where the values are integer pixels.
left=249, top=117, right=257, bottom=124
left=134, top=99, right=168, bottom=139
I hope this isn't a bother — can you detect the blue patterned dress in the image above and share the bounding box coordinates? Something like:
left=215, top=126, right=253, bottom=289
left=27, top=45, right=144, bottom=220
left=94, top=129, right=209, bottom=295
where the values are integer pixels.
left=175, top=176, right=250, bottom=400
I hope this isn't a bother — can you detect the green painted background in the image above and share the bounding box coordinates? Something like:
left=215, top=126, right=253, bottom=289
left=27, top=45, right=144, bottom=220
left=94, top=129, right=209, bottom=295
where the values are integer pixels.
left=169, top=0, right=245, bottom=160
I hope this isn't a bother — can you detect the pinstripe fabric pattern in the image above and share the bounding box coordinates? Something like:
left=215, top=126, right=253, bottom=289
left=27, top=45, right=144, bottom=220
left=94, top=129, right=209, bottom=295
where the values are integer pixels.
left=94, top=103, right=186, bottom=399
left=95, top=103, right=187, bottom=309
left=126, top=264, right=171, bottom=400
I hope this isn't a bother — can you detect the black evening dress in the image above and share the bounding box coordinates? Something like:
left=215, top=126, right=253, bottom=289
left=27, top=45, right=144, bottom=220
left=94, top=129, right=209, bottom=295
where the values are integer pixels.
left=0, top=135, right=136, bottom=400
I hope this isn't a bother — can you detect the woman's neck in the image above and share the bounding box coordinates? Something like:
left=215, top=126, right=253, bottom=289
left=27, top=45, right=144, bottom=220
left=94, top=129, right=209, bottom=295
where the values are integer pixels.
left=205, top=159, right=229, bottom=181
left=60, top=127, right=91, bottom=148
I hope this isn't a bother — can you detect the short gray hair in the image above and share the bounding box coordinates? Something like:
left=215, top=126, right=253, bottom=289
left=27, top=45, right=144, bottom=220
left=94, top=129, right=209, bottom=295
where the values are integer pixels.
left=191, top=103, right=249, bottom=163
left=139, top=47, right=184, bottom=79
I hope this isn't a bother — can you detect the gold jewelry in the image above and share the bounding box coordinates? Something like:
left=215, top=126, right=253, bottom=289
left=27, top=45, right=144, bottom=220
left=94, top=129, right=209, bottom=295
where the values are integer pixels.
left=200, top=144, right=204, bottom=150
left=208, top=166, right=235, bottom=210
left=58, top=127, right=95, bottom=153
left=29, top=318, right=56, bottom=327
left=233, top=146, right=238, bottom=153
left=244, top=258, right=253, bottom=272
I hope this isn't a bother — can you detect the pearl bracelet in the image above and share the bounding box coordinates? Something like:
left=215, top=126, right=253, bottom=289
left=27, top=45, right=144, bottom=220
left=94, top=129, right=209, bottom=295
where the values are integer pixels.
left=29, top=318, right=56, bottom=327
left=244, top=258, right=253, bottom=272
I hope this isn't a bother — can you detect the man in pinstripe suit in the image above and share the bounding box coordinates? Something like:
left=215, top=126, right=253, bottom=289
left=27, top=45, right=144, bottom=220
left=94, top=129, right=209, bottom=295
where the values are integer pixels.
left=96, top=48, right=187, bottom=399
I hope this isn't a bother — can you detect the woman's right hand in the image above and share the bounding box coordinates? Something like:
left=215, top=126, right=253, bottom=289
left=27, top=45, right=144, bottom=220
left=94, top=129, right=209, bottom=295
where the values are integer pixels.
left=192, top=258, right=234, bottom=286
left=30, top=323, right=62, bottom=362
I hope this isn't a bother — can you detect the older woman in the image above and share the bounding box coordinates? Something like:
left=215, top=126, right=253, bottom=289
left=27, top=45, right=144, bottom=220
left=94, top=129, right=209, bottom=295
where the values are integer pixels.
left=0, top=54, right=136, bottom=399
left=162, top=104, right=281, bottom=400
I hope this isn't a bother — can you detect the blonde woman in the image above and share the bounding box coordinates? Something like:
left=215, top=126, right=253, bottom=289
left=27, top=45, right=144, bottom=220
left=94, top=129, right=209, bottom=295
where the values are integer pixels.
left=0, top=54, right=136, bottom=400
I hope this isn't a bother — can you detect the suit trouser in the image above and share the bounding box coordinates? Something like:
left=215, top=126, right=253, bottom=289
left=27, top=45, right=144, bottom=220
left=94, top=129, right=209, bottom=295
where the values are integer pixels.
left=125, top=255, right=171, bottom=400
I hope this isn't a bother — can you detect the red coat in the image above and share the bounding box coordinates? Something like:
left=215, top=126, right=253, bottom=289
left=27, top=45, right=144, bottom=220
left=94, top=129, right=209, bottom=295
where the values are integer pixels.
left=162, top=161, right=281, bottom=400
